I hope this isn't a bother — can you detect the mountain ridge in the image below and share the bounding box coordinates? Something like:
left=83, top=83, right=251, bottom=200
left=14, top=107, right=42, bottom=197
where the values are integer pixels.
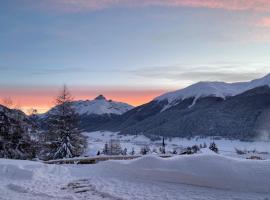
left=155, top=73, right=270, bottom=111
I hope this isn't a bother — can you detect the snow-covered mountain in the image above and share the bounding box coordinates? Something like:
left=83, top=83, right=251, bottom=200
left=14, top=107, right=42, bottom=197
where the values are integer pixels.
left=156, top=74, right=270, bottom=110
left=39, top=95, right=134, bottom=132
left=69, top=95, right=133, bottom=116
left=102, top=74, right=270, bottom=139
left=37, top=74, right=270, bottom=139
left=45, top=95, right=133, bottom=117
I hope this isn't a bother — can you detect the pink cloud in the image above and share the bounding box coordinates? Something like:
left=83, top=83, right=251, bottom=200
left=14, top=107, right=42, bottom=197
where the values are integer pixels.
left=257, top=17, right=270, bottom=28
left=41, top=0, right=270, bottom=12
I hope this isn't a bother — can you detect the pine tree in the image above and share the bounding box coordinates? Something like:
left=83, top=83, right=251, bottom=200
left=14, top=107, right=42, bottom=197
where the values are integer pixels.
left=130, top=147, right=135, bottom=155
left=0, top=107, right=34, bottom=159
left=140, top=145, right=150, bottom=155
left=159, top=137, right=166, bottom=154
left=103, top=142, right=109, bottom=155
left=122, top=148, right=127, bottom=155
left=40, top=85, right=87, bottom=160
left=191, top=145, right=200, bottom=154
left=209, top=142, right=218, bottom=153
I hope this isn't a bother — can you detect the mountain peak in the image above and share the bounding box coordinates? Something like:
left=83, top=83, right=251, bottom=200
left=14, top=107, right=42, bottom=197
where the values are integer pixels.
left=95, top=95, right=107, bottom=101
left=155, top=73, right=270, bottom=111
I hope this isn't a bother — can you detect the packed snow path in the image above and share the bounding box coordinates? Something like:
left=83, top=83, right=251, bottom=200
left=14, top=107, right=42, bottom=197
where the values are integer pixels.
left=1, top=154, right=270, bottom=200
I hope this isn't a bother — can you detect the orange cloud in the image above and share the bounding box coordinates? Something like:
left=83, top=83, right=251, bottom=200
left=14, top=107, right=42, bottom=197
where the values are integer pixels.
left=41, top=0, right=270, bottom=12
left=0, top=86, right=168, bottom=114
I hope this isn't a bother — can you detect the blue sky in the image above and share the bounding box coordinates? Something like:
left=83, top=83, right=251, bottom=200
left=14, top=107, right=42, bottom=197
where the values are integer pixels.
left=1, top=0, right=270, bottom=111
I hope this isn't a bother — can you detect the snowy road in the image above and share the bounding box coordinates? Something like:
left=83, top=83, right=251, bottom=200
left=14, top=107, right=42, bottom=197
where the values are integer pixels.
left=1, top=154, right=270, bottom=200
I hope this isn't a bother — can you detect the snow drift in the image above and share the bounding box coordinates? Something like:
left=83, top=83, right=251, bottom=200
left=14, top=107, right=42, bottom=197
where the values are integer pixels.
left=96, top=154, right=270, bottom=193
left=1, top=153, right=270, bottom=199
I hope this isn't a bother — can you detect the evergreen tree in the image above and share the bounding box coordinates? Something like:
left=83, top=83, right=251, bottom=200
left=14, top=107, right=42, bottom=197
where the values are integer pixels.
left=209, top=142, right=218, bottom=153
left=191, top=145, right=200, bottom=154
left=103, top=142, right=109, bottom=155
left=203, top=142, right=207, bottom=148
left=122, top=148, right=127, bottom=155
left=159, top=137, right=166, bottom=154
left=0, top=107, right=34, bottom=159
left=130, top=147, right=135, bottom=155
left=140, top=145, right=150, bottom=155
left=40, top=85, right=87, bottom=160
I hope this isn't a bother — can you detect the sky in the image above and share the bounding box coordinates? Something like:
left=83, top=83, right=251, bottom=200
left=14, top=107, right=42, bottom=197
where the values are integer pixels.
left=1, top=0, right=270, bottom=113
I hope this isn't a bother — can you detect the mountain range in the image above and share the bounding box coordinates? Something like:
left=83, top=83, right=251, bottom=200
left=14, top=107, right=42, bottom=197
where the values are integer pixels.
left=3, top=74, right=270, bottom=140
left=90, top=74, right=270, bottom=140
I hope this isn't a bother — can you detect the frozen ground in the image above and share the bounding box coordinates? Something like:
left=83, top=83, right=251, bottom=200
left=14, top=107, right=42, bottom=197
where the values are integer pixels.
left=1, top=153, right=270, bottom=200
left=84, top=131, right=270, bottom=159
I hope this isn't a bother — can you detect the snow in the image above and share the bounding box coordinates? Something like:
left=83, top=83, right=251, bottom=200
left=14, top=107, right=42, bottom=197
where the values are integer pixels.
left=43, top=95, right=134, bottom=117
left=71, top=95, right=133, bottom=115
left=1, top=153, right=270, bottom=200
left=2, top=131, right=270, bottom=199
left=83, top=131, right=270, bottom=159
left=156, top=73, right=270, bottom=110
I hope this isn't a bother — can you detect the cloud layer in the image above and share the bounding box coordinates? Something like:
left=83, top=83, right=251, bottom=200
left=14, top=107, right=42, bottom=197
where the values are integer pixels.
left=41, top=0, right=270, bottom=12
left=132, top=63, right=268, bottom=85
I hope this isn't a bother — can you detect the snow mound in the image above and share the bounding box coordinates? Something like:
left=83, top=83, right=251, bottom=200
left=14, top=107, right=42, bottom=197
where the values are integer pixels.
left=156, top=74, right=270, bottom=110
left=103, top=154, right=270, bottom=193
left=0, top=159, right=71, bottom=181
left=0, top=159, right=40, bottom=180
left=0, top=164, right=33, bottom=180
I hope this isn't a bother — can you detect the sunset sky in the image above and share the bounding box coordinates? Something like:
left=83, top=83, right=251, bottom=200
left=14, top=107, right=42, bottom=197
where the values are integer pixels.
left=1, top=0, right=270, bottom=113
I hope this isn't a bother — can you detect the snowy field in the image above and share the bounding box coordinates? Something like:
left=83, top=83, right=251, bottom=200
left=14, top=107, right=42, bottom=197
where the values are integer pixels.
left=2, top=131, right=270, bottom=200
left=1, top=153, right=270, bottom=200
left=84, top=131, right=270, bottom=159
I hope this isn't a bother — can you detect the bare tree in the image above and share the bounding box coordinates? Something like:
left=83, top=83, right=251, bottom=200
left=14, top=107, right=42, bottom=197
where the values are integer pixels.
left=2, top=97, right=13, bottom=108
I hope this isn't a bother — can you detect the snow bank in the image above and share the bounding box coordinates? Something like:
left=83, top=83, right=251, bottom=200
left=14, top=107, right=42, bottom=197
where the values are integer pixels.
left=98, top=154, right=270, bottom=193
left=0, top=159, right=71, bottom=182
left=0, top=159, right=75, bottom=200
left=0, top=159, right=38, bottom=180
left=1, top=154, right=270, bottom=200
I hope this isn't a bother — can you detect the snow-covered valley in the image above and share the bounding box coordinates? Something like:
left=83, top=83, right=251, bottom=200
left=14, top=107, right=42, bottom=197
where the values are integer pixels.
left=84, top=131, right=270, bottom=160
